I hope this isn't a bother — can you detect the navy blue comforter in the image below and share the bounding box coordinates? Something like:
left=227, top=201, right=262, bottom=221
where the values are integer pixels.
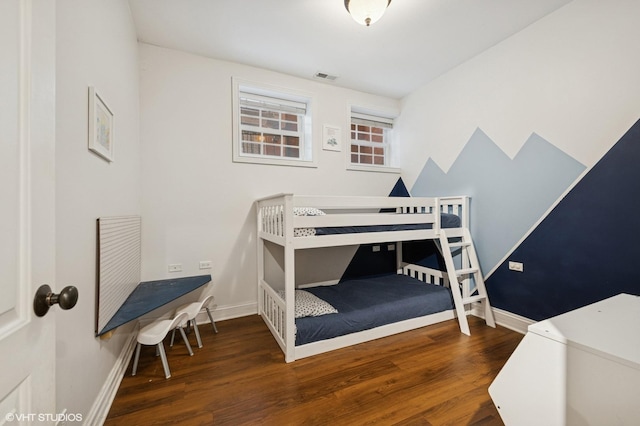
left=296, top=274, right=454, bottom=345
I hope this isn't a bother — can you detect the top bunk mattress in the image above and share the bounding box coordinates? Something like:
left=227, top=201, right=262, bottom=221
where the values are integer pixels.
left=295, top=212, right=461, bottom=237
left=315, top=212, right=461, bottom=235
left=294, top=274, right=454, bottom=346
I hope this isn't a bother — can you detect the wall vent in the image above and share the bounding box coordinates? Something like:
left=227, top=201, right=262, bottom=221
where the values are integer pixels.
left=314, top=72, right=338, bottom=81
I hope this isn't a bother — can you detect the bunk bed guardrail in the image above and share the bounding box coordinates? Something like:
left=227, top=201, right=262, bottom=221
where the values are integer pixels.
left=256, top=194, right=470, bottom=242
left=259, top=276, right=286, bottom=352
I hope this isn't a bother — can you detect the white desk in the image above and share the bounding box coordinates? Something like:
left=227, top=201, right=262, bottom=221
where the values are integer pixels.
left=489, top=293, right=640, bottom=425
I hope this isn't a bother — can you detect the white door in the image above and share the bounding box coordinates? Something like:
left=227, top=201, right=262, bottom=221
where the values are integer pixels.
left=0, top=0, right=57, bottom=424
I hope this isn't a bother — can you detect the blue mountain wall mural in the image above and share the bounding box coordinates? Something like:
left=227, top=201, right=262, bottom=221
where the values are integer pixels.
left=411, top=128, right=586, bottom=275
left=486, top=118, right=640, bottom=320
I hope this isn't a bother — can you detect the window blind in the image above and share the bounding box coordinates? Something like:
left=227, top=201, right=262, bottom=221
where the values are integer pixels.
left=240, top=92, right=306, bottom=115
left=351, top=112, right=393, bottom=129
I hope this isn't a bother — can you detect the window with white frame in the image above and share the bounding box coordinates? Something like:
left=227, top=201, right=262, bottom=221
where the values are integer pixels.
left=349, top=111, right=394, bottom=167
left=233, top=80, right=314, bottom=167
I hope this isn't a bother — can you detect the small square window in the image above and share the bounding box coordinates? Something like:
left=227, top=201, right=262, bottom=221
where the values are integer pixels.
left=349, top=111, right=394, bottom=169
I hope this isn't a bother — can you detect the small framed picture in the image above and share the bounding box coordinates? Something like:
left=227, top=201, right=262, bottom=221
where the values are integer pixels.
left=323, top=125, right=341, bottom=152
left=88, top=86, right=114, bottom=162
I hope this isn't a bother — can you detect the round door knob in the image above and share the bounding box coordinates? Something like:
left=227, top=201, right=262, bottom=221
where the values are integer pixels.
left=34, top=285, right=79, bottom=317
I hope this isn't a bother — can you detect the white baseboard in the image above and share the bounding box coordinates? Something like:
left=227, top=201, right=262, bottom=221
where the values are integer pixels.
left=140, top=301, right=259, bottom=327
left=471, top=304, right=533, bottom=334
left=84, top=332, right=137, bottom=426
left=194, top=301, right=257, bottom=325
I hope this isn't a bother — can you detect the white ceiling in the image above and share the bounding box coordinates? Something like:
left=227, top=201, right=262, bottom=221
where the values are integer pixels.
left=128, top=0, right=573, bottom=99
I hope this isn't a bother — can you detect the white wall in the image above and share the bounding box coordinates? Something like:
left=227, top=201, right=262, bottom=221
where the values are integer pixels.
left=56, top=0, right=140, bottom=418
left=139, top=44, right=400, bottom=318
left=398, top=0, right=640, bottom=187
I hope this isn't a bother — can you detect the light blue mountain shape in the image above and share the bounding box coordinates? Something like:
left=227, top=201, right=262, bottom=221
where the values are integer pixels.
left=411, top=128, right=586, bottom=274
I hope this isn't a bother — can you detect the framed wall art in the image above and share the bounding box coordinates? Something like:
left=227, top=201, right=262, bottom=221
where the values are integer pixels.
left=323, top=125, right=342, bottom=152
left=88, top=86, right=114, bottom=162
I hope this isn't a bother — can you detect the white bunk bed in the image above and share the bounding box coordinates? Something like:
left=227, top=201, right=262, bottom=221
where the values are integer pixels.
left=256, top=194, right=495, bottom=362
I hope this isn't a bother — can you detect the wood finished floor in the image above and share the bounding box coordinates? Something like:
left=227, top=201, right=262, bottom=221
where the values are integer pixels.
left=105, top=315, right=522, bottom=425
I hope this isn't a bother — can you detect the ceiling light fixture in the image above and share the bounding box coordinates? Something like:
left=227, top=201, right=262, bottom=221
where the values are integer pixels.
left=344, top=0, right=392, bottom=27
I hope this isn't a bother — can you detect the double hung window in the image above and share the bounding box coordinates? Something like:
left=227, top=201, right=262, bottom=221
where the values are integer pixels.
left=348, top=110, right=397, bottom=172
left=239, top=94, right=306, bottom=160
left=233, top=80, right=314, bottom=167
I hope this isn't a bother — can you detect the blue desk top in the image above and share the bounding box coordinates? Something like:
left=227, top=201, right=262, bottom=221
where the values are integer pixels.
left=97, top=274, right=211, bottom=336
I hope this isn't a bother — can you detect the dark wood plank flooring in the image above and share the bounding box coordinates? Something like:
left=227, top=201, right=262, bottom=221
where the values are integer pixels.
left=105, top=315, right=522, bottom=425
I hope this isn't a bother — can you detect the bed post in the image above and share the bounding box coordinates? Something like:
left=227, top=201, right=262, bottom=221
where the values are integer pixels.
left=256, top=201, right=264, bottom=321
left=283, top=194, right=296, bottom=362
left=460, top=196, right=470, bottom=300
left=460, top=196, right=470, bottom=228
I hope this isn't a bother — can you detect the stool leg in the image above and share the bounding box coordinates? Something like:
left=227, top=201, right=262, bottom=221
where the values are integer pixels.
left=178, top=327, right=194, bottom=356
left=170, top=328, right=177, bottom=347
left=205, top=307, right=218, bottom=333
left=157, top=343, right=171, bottom=379
left=132, top=343, right=141, bottom=376
left=193, top=321, right=203, bottom=348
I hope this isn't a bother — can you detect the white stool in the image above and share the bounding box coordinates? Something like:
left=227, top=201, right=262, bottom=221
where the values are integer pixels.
left=132, top=312, right=193, bottom=379
left=170, top=295, right=218, bottom=349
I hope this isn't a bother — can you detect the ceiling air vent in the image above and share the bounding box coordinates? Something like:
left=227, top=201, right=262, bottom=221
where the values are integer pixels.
left=314, top=72, right=338, bottom=81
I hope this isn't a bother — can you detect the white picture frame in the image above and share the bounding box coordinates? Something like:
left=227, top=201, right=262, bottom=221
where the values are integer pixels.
left=88, top=86, right=114, bottom=162
left=323, top=125, right=342, bottom=152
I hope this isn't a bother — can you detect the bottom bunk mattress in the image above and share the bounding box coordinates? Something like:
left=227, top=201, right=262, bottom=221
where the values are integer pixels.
left=295, top=274, right=454, bottom=346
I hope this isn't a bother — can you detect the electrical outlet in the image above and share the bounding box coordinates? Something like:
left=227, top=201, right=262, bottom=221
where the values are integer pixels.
left=372, top=245, right=381, bottom=252
left=199, top=260, right=212, bottom=270
left=168, top=263, right=182, bottom=272
left=508, top=261, right=524, bottom=272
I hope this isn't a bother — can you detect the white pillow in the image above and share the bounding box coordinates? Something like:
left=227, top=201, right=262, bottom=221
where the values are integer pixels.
left=292, top=207, right=325, bottom=237
left=277, top=289, right=338, bottom=318
left=294, top=227, right=316, bottom=237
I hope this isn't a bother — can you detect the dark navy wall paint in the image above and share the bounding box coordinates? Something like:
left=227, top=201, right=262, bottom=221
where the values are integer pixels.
left=486, top=118, right=640, bottom=320
left=340, top=178, right=443, bottom=281
left=388, top=178, right=411, bottom=198
left=340, top=178, right=410, bottom=281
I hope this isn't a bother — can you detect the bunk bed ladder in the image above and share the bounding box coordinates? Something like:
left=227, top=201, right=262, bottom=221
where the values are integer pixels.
left=438, top=228, right=495, bottom=335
